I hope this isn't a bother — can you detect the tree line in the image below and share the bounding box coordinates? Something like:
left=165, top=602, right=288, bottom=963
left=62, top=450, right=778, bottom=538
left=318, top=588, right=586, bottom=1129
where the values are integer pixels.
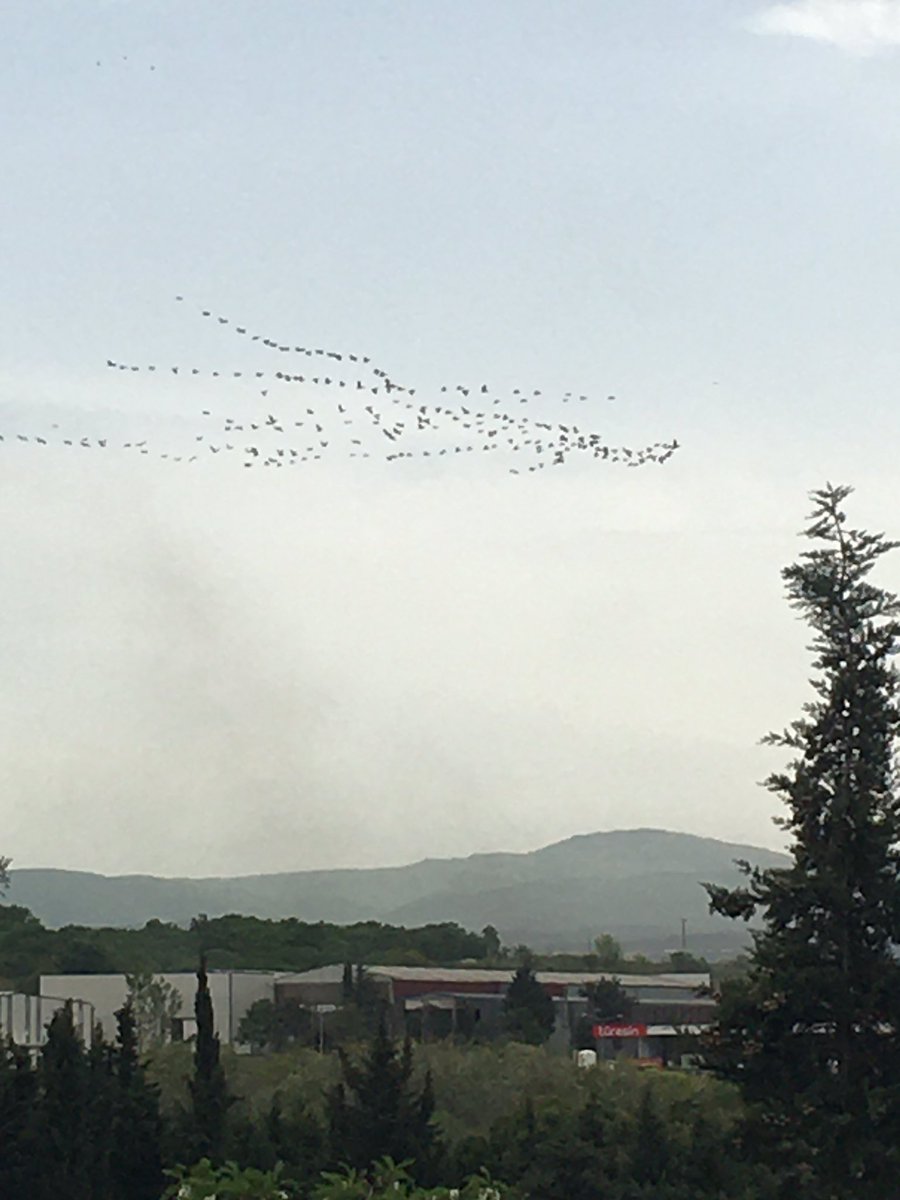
left=0, top=903, right=714, bottom=997
left=0, top=913, right=491, bottom=992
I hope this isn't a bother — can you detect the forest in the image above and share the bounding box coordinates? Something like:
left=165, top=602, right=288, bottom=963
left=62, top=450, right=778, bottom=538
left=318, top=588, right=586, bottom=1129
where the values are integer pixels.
left=0, top=909, right=490, bottom=992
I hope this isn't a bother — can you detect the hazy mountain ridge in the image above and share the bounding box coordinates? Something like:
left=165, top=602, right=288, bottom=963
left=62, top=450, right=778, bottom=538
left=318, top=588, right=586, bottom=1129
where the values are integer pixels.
left=5, top=829, right=788, bottom=955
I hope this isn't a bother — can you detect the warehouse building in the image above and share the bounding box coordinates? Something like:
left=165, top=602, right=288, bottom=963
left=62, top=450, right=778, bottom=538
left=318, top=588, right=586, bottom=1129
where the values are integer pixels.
left=275, top=964, right=715, bottom=1057
left=39, top=969, right=274, bottom=1045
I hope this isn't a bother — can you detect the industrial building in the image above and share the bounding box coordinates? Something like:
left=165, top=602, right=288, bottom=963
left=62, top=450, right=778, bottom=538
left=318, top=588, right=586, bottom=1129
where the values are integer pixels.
left=9, top=963, right=715, bottom=1064
left=276, top=964, right=715, bottom=1059
left=38, top=969, right=275, bottom=1045
left=0, top=991, right=95, bottom=1052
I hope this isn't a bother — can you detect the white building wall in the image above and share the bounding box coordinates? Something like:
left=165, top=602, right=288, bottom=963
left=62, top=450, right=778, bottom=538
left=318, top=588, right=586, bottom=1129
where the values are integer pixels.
left=38, top=971, right=275, bottom=1044
left=0, top=992, right=95, bottom=1049
left=227, top=972, right=276, bottom=1041
left=39, top=976, right=126, bottom=1042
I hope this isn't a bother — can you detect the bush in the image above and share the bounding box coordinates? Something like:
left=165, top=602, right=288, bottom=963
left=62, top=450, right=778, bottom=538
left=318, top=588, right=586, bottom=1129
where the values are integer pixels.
left=310, top=1158, right=513, bottom=1199
left=163, top=1158, right=293, bottom=1199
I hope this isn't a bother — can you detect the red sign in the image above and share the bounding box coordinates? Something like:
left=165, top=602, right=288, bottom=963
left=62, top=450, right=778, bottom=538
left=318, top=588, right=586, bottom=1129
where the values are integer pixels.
left=592, top=1023, right=648, bottom=1039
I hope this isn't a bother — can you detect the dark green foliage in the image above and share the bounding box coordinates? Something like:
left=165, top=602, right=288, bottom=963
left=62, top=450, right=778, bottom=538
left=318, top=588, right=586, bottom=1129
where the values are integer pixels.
left=237, top=997, right=313, bottom=1052
left=584, top=978, right=632, bottom=1021
left=324, top=963, right=387, bottom=1044
left=187, top=956, right=235, bottom=1162
left=486, top=1091, right=630, bottom=1200
left=36, top=1001, right=93, bottom=1200
left=111, top=1002, right=164, bottom=1200
left=631, top=1084, right=669, bottom=1189
left=502, top=959, right=555, bottom=1044
left=162, top=1158, right=292, bottom=1199
left=0, top=1040, right=40, bottom=1196
left=705, top=484, right=900, bottom=1198
left=353, top=963, right=383, bottom=1019
left=573, top=978, right=633, bottom=1049
left=57, top=939, right=118, bottom=975
left=0, top=904, right=55, bottom=989
left=341, top=960, right=354, bottom=1003
left=665, top=949, right=709, bottom=973
left=468, top=1078, right=767, bottom=1200
left=263, top=1091, right=327, bottom=1188
left=1, top=1005, right=162, bottom=1200
left=85, top=1023, right=115, bottom=1199
left=481, top=925, right=502, bottom=959
left=0, top=910, right=490, bottom=990
left=0, top=1008, right=773, bottom=1199
left=328, top=1017, right=441, bottom=1181
left=593, top=933, right=624, bottom=970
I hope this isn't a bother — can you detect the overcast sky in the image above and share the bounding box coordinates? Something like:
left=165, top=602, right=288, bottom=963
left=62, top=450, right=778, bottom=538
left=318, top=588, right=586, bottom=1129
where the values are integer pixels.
left=3, top=0, right=900, bottom=877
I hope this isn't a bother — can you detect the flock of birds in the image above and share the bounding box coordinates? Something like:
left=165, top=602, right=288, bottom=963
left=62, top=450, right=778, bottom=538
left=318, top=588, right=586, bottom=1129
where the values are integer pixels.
left=4, top=298, right=680, bottom=475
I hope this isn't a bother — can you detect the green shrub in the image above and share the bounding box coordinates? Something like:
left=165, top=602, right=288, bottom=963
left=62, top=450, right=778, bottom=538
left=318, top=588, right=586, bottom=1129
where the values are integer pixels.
left=163, top=1158, right=293, bottom=1199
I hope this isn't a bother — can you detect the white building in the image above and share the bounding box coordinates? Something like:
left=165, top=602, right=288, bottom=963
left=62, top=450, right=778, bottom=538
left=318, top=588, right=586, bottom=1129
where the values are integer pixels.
left=0, top=991, right=95, bottom=1051
left=38, top=970, right=275, bottom=1045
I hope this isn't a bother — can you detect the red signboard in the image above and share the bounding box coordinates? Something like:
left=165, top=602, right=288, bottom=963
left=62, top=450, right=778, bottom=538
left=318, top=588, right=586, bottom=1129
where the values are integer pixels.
left=592, top=1023, right=648, bottom=1039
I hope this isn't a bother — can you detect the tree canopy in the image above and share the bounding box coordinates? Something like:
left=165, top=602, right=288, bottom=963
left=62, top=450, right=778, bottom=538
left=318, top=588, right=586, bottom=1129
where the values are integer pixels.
left=705, top=483, right=900, bottom=1198
left=502, top=960, right=556, bottom=1045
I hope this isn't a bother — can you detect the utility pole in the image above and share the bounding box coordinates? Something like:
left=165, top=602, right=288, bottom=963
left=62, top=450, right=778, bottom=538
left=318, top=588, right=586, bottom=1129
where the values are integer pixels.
left=681, top=918, right=687, bottom=951
left=314, top=1003, right=336, bottom=1053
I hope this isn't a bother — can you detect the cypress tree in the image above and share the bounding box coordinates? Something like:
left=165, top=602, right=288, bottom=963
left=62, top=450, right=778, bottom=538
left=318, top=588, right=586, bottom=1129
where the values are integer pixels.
left=111, top=1002, right=163, bottom=1200
left=187, top=956, right=234, bottom=1162
left=705, top=484, right=900, bottom=1198
left=341, top=961, right=354, bottom=1005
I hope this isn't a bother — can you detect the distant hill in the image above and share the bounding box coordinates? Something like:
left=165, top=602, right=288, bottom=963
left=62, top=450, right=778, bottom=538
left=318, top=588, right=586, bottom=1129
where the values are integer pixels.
left=5, top=829, right=788, bottom=957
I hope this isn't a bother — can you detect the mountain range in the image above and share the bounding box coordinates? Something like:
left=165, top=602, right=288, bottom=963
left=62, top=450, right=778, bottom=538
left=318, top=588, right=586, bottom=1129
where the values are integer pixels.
left=4, top=829, right=787, bottom=958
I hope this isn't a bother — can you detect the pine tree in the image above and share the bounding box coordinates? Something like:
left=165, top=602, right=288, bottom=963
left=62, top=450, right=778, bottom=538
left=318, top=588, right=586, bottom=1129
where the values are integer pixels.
left=705, top=484, right=900, bottom=1198
left=111, top=1002, right=164, bottom=1200
left=329, top=1016, right=440, bottom=1177
left=502, top=959, right=556, bottom=1044
left=187, top=956, right=234, bottom=1162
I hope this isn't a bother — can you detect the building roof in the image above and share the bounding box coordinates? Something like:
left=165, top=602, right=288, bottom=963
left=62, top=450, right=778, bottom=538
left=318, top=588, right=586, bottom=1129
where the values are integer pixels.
left=275, top=964, right=710, bottom=989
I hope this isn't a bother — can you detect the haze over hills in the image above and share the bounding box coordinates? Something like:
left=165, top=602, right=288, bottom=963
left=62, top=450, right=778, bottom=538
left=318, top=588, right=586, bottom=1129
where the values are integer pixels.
left=5, top=829, right=788, bottom=957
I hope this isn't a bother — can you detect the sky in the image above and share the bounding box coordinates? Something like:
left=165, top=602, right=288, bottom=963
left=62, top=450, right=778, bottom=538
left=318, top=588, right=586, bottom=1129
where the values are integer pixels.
left=3, top=0, right=900, bottom=877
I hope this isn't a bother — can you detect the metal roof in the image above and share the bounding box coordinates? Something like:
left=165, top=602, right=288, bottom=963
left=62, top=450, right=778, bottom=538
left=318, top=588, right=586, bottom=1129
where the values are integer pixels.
left=276, top=964, right=709, bottom=989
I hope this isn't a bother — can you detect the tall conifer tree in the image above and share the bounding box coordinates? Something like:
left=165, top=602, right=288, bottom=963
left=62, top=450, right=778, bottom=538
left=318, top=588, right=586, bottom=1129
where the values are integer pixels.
left=111, top=1002, right=164, bottom=1200
left=187, top=956, right=234, bottom=1162
left=502, top=959, right=555, bottom=1044
left=36, top=1001, right=92, bottom=1200
left=329, top=1017, right=440, bottom=1177
left=705, top=484, right=900, bottom=1197
left=85, top=1022, right=115, bottom=1199
left=0, top=1041, right=39, bottom=1196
